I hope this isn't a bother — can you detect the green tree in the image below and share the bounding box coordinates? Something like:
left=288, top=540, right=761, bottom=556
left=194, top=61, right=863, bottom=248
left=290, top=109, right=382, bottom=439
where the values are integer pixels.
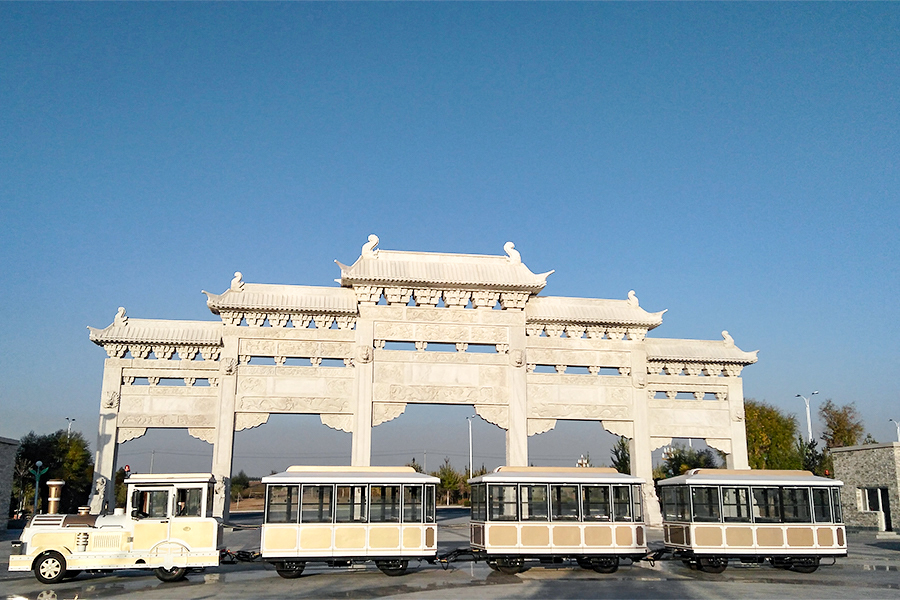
left=610, top=436, right=631, bottom=474
left=405, top=458, right=424, bottom=473
left=13, top=430, right=94, bottom=515
left=114, top=467, right=127, bottom=508
left=231, top=470, right=250, bottom=502
left=430, top=458, right=463, bottom=505
left=862, top=433, right=878, bottom=445
left=744, top=399, right=801, bottom=470
left=655, top=444, right=719, bottom=479
left=819, top=400, right=865, bottom=449
left=797, top=437, right=828, bottom=477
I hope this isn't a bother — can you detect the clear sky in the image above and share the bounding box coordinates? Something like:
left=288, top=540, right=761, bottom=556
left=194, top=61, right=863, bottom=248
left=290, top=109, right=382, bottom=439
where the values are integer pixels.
left=2, top=3, right=898, bottom=476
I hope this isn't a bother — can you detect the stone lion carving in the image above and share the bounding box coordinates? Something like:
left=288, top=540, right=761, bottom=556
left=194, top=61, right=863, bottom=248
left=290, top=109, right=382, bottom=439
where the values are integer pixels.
left=230, top=271, right=244, bottom=292
left=357, top=345, right=373, bottom=364
left=503, top=241, right=521, bottom=264
left=224, top=358, right=237, bottom=375
left=510, top=349, right=525, bottom=368
left=113, top=307, right=128, bottom=327
left=362, top=234, right=379, bottom=257
left=103, top=391, right=119, bottom=410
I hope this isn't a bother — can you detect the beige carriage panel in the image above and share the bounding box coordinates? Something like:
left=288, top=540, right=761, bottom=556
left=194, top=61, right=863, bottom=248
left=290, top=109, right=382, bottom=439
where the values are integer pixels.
left=369, top=526, right=401, bottom=550
left=172, top=520, right=217, bottom=548
left=425, top=526, right=436, bottom=548
left=756, top=527, right=784, bottom=547
left=614, top=526, right=633, bottom=546
left=521, top=525, right=550, bottom=547
left=402, top=526, right=422, bottom=549
left=584, top=525, right=612, bottom=547
left=299, top=527, right=332, bottom=550
left=552, top=526, right=581, bottom=547
left=88, top=532, right=126, bottom=552
left=30, top=532, right=76, bottom=552
left=636, top=526, right=644, bottom=546
left=837, top=528, right=845, bottom=546
left=263, top=526, right=299, bottom=552
left=786, top=527, right=815, bottom=547
left=694, top=526, right=723, bottom=547
left=133, top=522, right=169, bottom=551
left=488, top=525, right=518, bottom=547
left=817, top=528, right=834, bottom=547
left=334, top=526, right=366, bottom=550
left=725, top=526, right=753, bottom=547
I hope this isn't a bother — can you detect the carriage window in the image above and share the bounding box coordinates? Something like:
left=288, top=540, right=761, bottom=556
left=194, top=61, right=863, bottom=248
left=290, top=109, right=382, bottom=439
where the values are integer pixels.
left=752, top=487, right=781, bottom=523
left=782, top=487, right=811, bottom=523
left=301, top=485, right=333, bottom=523
left=691, top=487, right=721, bottom=522
left=722, top=487, right=751, bottom=522
left=521, top=485, right=549, bottom=521
left=336, top=485, right=367, bottom=523
left=175, top=488, right=202, bottom=517
left=551, top=485, right=579, bottom=521
left=661, top=486, right=690, bottom=522
left=582, top=485, right=611, bottom=521
left=403, top=485, right=423, bottom=523
left=632, top=485, right=643, bottom=522
left=425, top=485, right=436, bottom=523
left=267, top=485, right=300, bottom=523
left=471, top=484, right=486, bottom=521
left=207, top=484, right=215, bottom=517
left=831, top=488, right=842, bottom=523
left=812, top=487, right=833, bottom=523
left=135, top=489, right=170, bottom=518
left=370, top=485, right=401, bottom=522
left=489, top=485, right=518, bottom=521
left=612, top=485, right=632, bottom=521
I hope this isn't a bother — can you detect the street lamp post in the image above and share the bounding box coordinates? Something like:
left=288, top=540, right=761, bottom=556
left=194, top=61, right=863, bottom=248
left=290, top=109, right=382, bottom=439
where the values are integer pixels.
left=890, top=419, right=900, bottom=443
left=796, top=391, right=819, bottom=442
left=65, top=418, right=75, bottom=441
left=466, top=415, right=477, bottom=479
left=29, top=461, right=48, bottom=516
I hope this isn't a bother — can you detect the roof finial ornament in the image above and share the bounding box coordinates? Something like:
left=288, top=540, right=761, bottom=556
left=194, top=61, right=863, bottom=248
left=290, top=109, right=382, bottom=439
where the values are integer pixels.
left=627, top=290, right=639, bottom=308
left=230, top=271, right=244, bottom=292
left=722, top=330, right=734, bottom=346
left=114, top=307, right=128, bottom=327
left=362, top=234, right=380, bottom=258
left=504, top=241, right=521, bottom=264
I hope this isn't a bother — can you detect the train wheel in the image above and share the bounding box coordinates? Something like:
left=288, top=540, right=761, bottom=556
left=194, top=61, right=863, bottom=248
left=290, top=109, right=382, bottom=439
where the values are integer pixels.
left=376, top=560, right=409, bottom=576
left=34, top=552, right=67, bottom=584
left=275, top=562, right=306, bottom=578
left=698, top=557, right=727, bottom=574
left=486, top=559, right=500, bottom=571
left=576, top=558, right=593, bottom=570
left=790, top=557, right=820, bottom=574
left=682, top=559, right=698, bottom=570
left=496, top=557, right=525, bottom=575
left=155, top=566, right=188, bottom=582
left=592, top=557, right=619, bottom=574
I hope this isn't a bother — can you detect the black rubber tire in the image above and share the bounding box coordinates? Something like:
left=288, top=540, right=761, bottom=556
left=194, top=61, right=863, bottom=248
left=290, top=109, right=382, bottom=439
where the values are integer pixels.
left=275, top=562, right=305, bottom=578
left=790, top=558, right=820, bottom=574
left=592, top=557, right=619, bottom=574
left=487, top=559, right=500, bottom=571
left=699, top=557, right=727, bottom=574
left=63, top=570, right=82, bottom=580
left=376, top=560, right=409, bottom=576
left=577, top=558, right=593, bottom=570
left=34, top=552, right=67, bottom=584
left=154, top=566, right=188, bottom=582
left=496, top=558, right=525, bottom=575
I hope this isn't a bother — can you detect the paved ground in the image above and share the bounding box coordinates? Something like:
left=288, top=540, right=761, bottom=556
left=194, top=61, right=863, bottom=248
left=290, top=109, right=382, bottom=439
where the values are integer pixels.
left=3, top=509, right=900, bottom=599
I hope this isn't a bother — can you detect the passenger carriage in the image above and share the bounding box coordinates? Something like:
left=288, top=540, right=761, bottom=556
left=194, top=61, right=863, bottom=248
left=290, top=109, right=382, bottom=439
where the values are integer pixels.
left=9, top=473, right=222, bottom=583
left=260, top=466, right=439, bottom=577
left=658, top=469, right=846, bottom=573
left=468, top=467, right=648, bottom=574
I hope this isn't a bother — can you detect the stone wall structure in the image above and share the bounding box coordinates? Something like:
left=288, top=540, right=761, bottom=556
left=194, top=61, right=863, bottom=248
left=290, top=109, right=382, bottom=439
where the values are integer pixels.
left=88, top=236, right=757, bottom=524
left=0, top=436, right=19, bottom=530
left=832, top=443, right=899, bottom=532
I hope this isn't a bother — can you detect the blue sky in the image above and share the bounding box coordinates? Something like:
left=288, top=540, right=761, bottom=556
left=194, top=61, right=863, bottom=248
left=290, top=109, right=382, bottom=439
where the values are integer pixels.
left=2, top=3, right=897, bottom=475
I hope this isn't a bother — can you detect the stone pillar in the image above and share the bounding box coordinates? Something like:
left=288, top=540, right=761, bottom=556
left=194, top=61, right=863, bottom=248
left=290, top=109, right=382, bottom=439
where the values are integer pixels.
left=351, top=314, right=374, bottom=466
left=93, top=358, right=124, bottom=515
left=211, top=330, right=238, bottom=519
left=506, top=314, right=528, bottom=466
left=726, top=379, right=749, bottom=469
left=629, top=346, right=662, bottom=525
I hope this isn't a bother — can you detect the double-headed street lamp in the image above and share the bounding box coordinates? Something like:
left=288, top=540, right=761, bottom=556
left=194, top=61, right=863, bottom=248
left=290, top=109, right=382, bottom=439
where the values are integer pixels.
left=65, top=417, right=75, bottom=441
left=796, top=391, right=819, bottom=443
left=890, top=419, right=900, bottom=443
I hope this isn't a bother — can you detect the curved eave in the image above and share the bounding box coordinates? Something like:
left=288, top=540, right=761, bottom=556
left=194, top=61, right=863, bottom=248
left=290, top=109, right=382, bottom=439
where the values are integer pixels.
left=645, top=338, right=759, bottom=365
left=88, top=319, right=223, bottom=347
left=203, top=284, right=358, bottom=316
left=525, top=296, right=666, bottom=329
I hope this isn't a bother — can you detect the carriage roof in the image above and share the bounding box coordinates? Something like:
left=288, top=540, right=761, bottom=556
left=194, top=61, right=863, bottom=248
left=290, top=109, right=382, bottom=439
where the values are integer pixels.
left=469, top=466, right=645, bottom=485
left=126, top=473, right=216, bottom=485
left=262, top=466, right=439, bottom=485
left=658, top=469, right=842, bottom=487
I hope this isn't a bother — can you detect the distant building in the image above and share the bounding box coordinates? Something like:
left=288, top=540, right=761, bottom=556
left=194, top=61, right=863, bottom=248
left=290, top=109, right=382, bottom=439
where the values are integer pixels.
left=0, top=436, right=20, bottom=530
left=832, top=442, right=898, bottom=533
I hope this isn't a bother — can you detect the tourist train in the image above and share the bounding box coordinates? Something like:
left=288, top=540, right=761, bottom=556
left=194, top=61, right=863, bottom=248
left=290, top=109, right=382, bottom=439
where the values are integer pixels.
left=9, top=466, right=845, bottom=584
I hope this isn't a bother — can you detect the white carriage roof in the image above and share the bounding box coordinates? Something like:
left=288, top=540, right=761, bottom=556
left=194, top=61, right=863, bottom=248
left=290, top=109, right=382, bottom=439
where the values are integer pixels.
left=88, top=318, right=223, bottom=346
left=658, top=469, right=841, bottom=487
left=645, top=337, right=758, bottom=364
left=526, top=296, right=665, bottom=328
left=204, top=283, right=358, bottom=315
left=126, top=473, right=216, bottom=484
left=337, top=242, right=551, bottom=292
left=470, top=466, right=644, bottom=485
left=262, top=466, right=440, bottom=485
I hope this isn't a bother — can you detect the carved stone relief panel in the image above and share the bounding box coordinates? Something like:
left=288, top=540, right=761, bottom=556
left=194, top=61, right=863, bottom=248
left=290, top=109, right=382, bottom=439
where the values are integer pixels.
left=528, top=402, right=631, bottom=421
left=188, top=428, right=215, bottom=444
left=320, top=414, right=353, bottom=433
left=373, top=402, right=407, bottom=426
left=601, top=420, right=634, bottom=439
left=475, top=405, right=508, bottom=429
left=525, top=382, right=631, bottom=407
left=117, top=428, right=146, bottom=443
left=386, top=385, right=495, bottom=405
left=648, top=404, right=731, bottom=438
left=706, top=438, right=733, bottom=454
left=235, top=412, right=269, bottom=431
left=238, top=396, right=351, bottom=414
left=118, top=414, right=215, bottom=427
left=527, top=418, right=557, bottom=436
